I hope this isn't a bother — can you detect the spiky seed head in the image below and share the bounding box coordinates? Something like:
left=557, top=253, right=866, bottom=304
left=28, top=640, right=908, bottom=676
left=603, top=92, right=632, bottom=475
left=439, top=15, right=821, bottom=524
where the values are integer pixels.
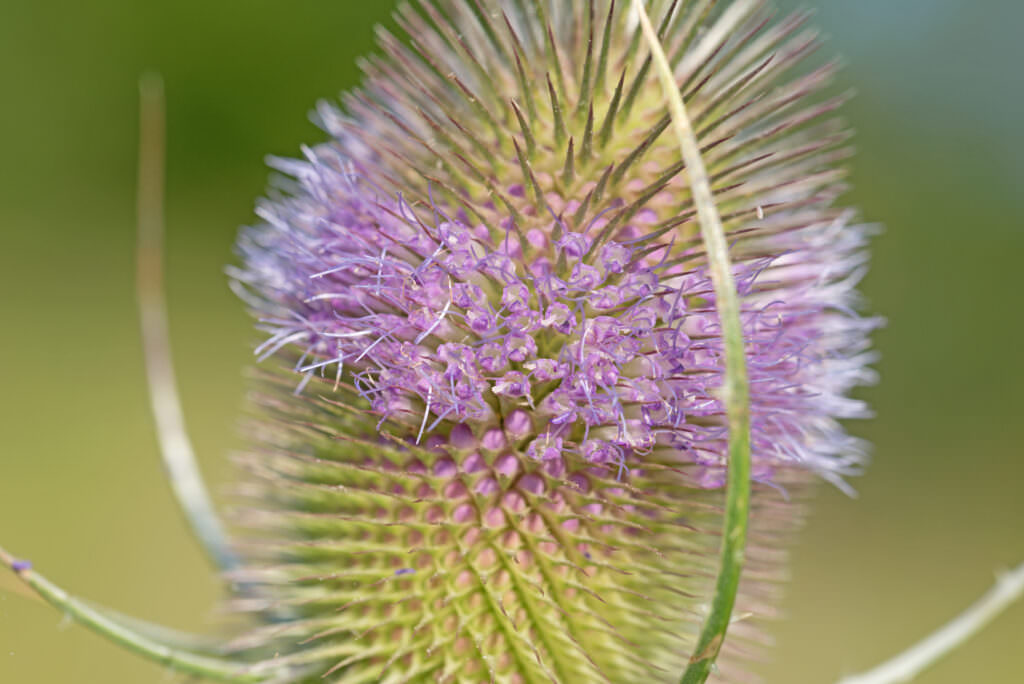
left=229, top=1, right=879, bottom=681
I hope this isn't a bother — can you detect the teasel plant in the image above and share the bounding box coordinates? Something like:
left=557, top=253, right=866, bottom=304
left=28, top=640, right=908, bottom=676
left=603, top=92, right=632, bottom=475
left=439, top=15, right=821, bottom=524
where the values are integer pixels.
left=3, top=1, right=1022, bottom=682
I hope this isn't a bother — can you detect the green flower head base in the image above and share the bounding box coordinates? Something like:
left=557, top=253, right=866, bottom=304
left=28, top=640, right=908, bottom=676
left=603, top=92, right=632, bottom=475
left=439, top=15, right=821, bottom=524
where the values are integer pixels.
left=229, top=0, right=879, bottom=681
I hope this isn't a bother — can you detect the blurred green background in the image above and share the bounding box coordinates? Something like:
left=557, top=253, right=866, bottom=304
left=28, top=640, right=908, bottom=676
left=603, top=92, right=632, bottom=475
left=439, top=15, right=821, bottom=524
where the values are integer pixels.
left=1, top=1, right=1021, bottom=682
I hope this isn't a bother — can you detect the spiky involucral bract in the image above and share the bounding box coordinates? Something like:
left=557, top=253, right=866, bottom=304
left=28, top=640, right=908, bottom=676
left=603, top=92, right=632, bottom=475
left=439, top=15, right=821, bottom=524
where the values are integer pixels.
left=228, top=1, right=878, bottom=681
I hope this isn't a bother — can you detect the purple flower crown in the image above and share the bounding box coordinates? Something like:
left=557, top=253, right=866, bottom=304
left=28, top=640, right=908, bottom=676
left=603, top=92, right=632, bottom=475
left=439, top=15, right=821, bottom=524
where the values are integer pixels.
left=235, top=156, right=877, bottom=492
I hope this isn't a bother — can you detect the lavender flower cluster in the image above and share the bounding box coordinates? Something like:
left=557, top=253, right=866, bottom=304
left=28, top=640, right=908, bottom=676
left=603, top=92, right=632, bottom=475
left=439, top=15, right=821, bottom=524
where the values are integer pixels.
left=236, top=150, right=875, bottom=492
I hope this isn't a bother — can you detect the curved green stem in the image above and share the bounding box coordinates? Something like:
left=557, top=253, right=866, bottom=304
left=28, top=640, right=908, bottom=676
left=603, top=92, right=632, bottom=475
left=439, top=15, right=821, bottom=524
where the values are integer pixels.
left=837, top=562, right=1024, bottom=684
left=0, top=544, right=276, bottom=682
left=136, top=73, right=238, bottom=572
left=631, top=2, right=754, bottom=682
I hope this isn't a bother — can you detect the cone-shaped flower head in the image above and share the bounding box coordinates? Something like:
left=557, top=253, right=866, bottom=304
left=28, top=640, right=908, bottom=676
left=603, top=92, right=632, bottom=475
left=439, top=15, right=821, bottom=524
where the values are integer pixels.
left=229, top=1, right=879, bottom=681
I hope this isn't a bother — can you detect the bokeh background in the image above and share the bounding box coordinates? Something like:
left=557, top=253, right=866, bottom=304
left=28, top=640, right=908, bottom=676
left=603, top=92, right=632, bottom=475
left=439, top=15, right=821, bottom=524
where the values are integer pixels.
left=1, top=1, right=1021, bottom=682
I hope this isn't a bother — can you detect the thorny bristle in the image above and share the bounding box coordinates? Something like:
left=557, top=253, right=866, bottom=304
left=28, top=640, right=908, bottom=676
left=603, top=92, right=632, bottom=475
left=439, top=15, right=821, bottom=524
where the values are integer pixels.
left=230, top=1, right=880, bottom=682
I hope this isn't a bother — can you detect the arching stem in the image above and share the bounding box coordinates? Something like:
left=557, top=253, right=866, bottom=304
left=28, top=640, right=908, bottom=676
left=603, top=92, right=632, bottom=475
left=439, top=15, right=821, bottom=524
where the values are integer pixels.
left=0, top=544, right=275, bottom=683
left=837, top=562, right=1024, bottom=684
left=136, top=73, right=238, bottom=572
left=631, top=2, right=754, bottom=682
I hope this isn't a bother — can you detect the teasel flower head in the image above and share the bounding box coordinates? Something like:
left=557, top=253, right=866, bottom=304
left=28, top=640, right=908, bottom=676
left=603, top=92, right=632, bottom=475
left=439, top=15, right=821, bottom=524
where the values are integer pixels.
left=228, top=0, right=879, bottom=681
